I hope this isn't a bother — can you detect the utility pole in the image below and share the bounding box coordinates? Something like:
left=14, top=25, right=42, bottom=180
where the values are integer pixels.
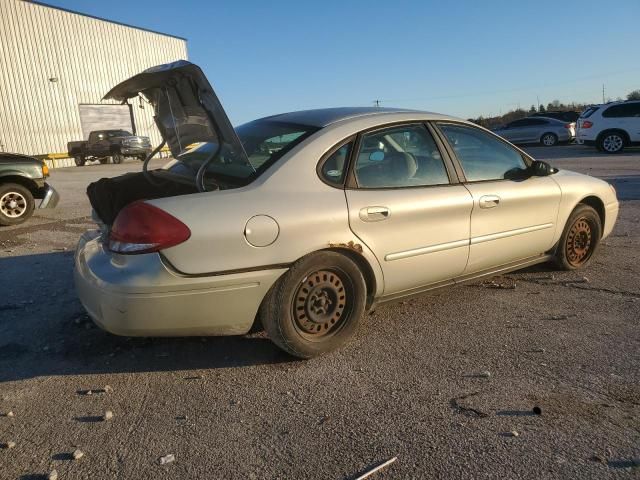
left=536, top=95, right=540, bottom=111
left=373, top=99, right=381, bottom=107
left=602, top=84, right=605, bottom=103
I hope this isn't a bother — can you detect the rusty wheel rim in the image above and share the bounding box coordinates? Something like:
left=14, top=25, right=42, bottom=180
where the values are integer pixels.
left=566, top=217, right=593, bottom=267
left=292, top=269, right=352, bottom=341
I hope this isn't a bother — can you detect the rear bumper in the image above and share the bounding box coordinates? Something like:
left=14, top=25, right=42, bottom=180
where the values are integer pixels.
left=74, top=231, right=286, bottom=336
left=38, top=183, right=59, bottom=209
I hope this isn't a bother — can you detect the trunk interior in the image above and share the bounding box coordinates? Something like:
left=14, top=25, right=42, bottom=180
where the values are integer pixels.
left=87, top=171, right=199, bottom=226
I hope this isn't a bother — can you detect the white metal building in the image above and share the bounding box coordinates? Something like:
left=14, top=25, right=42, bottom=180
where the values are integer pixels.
left=0, top=0, right=188, bottom=159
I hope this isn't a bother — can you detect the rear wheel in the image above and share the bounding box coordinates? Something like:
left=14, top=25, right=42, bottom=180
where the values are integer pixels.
left=0, top=183, right=35, bottom=226
left=99, top=158, right=109, bottom=164
left=74, top=156, right=86, bottom=167
left=259, top=251, right=367, bottom=358
left=555, top=204, right=601, bottom=270
left=111, top=153, right=124, bottom=164
left=598, top=131, right=626, bottom=154
left=541, top=132, right=558, bottom=146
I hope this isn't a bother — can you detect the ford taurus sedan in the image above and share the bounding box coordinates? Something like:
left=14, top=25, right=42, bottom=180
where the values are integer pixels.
left=74, top=61, right=619, bottom=358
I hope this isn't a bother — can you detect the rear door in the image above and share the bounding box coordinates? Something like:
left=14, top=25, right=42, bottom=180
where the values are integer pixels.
left=435, top=122, right=561, bottom=274
left=344, top=123, right=473, bottom=296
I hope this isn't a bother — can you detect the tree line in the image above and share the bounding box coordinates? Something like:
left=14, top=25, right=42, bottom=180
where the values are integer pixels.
left=470, top=89, right=640, bottom=128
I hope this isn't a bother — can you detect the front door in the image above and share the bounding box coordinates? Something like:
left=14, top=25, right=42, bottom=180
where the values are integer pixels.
left=345, top=123, right=473, bottom=295
left=436, top=123, right=562, bottom=273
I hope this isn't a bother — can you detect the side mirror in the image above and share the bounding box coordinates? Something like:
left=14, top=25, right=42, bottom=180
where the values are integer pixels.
left=530, top=160, right=552, bottom=176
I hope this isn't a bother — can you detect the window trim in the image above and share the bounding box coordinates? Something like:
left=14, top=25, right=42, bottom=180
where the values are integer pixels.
left=432, top=121, right=533, bottom=185
left=344, top=121, right=460, bottom=191
left=316, top=135, right=356, bottom=188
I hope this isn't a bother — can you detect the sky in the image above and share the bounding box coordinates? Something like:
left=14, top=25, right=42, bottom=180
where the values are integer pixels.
left=41, top=0, right=640, bottom=124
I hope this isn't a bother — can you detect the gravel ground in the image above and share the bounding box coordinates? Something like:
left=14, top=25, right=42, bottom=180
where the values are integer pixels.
left=0, top=146, right=638, bottom=479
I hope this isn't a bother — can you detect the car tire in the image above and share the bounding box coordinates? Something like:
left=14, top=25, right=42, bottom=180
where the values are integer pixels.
left=259, top=251, right=367, bottom=358
left=0, top=183, right=35, bottom=226
left=554, top=204, right=601, bottom=270
left=99, top=158, right=109, bottom=164
left=74, top=156, right=86, bottom=167
left=541, top=132, right=558, bottom=146
left=598, top=131, right=626, bottom=154
left=112, top=153, right=124, bottom=164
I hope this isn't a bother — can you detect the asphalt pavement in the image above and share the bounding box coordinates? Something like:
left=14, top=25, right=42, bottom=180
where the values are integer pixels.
left=0, top=146, right=638, bottom=479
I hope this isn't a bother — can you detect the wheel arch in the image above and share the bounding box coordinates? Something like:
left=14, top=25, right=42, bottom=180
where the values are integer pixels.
left=597, top=128, right=630, bottom=144
left=0, top=175, right=39, bottom=196
left=577, top=195, right=605, bottom=237
left=322, top=246, right=377, bottom=309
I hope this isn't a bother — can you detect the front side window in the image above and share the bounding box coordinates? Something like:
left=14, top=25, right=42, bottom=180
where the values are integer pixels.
left=354, top=125, right=449, bottom=188
left=438, top=123, right=527, bottom=182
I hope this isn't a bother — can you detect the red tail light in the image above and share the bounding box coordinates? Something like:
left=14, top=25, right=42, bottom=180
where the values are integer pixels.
left=109, top=201, right=191, bottom=254
left=581, top=120, right=593, bottom=129
left=564, top=123, right=572, bottom=129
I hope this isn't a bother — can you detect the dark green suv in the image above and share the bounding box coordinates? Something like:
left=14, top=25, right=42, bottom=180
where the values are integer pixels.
left=0, top=152, right=59, bottom=226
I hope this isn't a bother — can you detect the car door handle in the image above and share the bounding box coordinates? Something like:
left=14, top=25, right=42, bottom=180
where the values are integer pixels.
left=359, top=206, right=390, bottom=222
left=479, top=195, right=500, bottom=208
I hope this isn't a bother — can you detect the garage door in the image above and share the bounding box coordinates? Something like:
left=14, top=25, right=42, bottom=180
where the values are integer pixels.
left=78, top=104, right=133, bottom=140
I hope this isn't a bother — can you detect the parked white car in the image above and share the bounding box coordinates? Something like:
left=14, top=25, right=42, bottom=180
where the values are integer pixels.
left=74, top=61, right=619, bottom=358
left=576, top=100, right=640, bottom=153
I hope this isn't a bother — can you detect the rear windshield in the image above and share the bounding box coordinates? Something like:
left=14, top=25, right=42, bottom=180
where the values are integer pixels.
left=167, top=120, right=318, bottom=185
left=580, top=106, right=599, bottom=118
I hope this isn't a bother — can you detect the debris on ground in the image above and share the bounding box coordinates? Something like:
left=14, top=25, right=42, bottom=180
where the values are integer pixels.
left=103, top=410, right=114, bottom=421
left=159, top=453, right=176, bottom=465
left=589, top=454, right=607, bottom=464
left=533, top=406, right=542, bottom=415
left=48, top=470, right=58, bottom=480
left=72, top=449, right=84, bottom=460
left=478, top=279, right=517, bottom=289
left=505, top=430, right=519, bottom=437
left=1, top=411, right=15, bottom=417
left=1, top=441, right=16, bottom=449
left=479, top=370, right=491, bottom=378
left=353, top=456, right=398, bottom=480
left=450, top=392, right=489, bottom=418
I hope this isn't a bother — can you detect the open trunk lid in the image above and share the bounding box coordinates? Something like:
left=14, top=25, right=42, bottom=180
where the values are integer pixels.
left=89, top=61, right=248, bottom=225
left=104, top=60, right=247, bottom=163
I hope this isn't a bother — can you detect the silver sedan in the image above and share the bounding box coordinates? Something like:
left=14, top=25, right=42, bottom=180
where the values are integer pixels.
left=493, top=116, right=576, bottom=146
left=74, top=61, right=618, bottom=358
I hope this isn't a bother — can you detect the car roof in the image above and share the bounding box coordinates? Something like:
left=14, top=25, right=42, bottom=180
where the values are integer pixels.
left=256, top=107, right=448, bottom=127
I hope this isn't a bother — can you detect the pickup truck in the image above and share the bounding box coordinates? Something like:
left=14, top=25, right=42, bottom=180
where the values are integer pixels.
left=67, top=129, right=152, bottom=166
left=0, top=152, right=59, bottom=226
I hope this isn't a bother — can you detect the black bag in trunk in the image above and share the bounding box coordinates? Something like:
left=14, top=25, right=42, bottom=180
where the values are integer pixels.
left=87, top=172, right=198, bottom=225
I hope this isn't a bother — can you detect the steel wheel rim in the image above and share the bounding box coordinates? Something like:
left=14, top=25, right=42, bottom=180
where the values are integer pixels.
left=292, top=268, right=353, bottom=341
left=0, top=191, right=27, bottom=218
left=543, top=134, right=555, bottom=146
left=603, top=135, right=623, bottom=152
left=566, top=217, right=593, bottom=266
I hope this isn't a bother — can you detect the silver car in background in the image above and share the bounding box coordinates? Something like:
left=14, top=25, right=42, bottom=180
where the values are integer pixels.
left=74, top=61, right=618, bottom=358
left=493, top=116, right=575, bottom=146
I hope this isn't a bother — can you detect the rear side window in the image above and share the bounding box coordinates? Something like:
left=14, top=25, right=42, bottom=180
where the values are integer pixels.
left=580, top=106, right=599, bottom=118
left=320, top=142, right=352, bottom=185
left=438, top=123, right=527, bottom=182
left=354, top=124, right=449, bottom=188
